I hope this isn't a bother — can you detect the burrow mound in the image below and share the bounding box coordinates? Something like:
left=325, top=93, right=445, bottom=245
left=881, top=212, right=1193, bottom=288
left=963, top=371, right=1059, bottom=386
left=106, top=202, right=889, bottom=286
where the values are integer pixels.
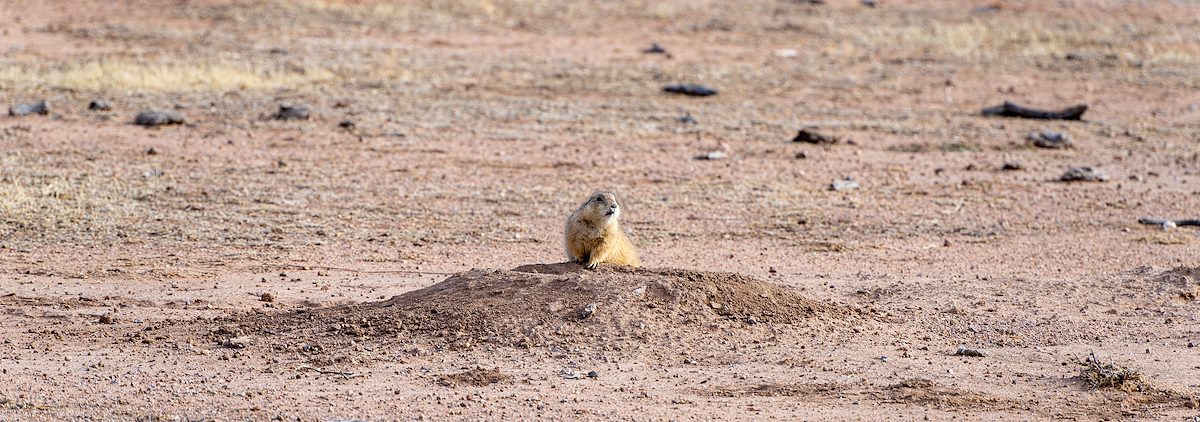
left=213, top=263, right=863, bottom=357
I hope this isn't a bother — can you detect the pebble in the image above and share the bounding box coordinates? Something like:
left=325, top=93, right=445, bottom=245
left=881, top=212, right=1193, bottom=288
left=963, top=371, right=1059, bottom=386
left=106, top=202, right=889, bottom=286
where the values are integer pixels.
left=676, top=114, right=697, bottom=124
left=773, top=48, right=798, bottom=58
left=9, top=100, right=49, bottom=116
left=88, top=99, right=112, bottom=111
left=792, top=129, right=839, bottom=144
left=274, top=104, right=311, bottom=120
left=643, top=42, right=667, bottom=54
left=1059, top=166, right=1109, bottom=182
left=580, top=303, right=596, bottom=319
left=954, top=346, right=988, bottom=357
left=663, top=84, right=717, bottom=97
left=222, top=336, right=251, bottom=349
left=560, top=368, right=583, bottom=379
left=586, top=371, right=599, bottom=379
left=1028, top=131, right=1071, bottom=149
left=695, top=151, right=726, bottom=160
left=829, top=177, right=860, bottom=191
left=135, top=110, right=186, bottom=126
left=1001, top=161, right=1023, bottom=171
left=260, top=293, right=275, bottom=303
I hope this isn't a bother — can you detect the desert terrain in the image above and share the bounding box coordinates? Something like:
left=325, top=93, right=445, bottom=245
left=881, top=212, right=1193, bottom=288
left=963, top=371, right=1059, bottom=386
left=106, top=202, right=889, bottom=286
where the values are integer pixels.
left=1, top=0, right=1199, bottom=420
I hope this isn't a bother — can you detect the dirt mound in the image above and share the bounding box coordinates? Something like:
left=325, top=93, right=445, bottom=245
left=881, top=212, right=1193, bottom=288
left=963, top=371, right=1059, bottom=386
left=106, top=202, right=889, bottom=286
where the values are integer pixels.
left=210, top=264, right=858, bottom=364
left=379, top=263, right=842, bottom=345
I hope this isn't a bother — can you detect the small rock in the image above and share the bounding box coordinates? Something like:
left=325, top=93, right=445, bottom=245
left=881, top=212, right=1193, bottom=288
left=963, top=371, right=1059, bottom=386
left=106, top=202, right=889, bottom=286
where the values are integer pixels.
left=1001, top=162, right=1023, bottom=171
left=1161, top=220, right=1177, bottom=231
left=746, top=315, right=759, bottom=325
left=943, top=239, right=952, bottom=247
left=222, top=336, right=252, bottom=349
left=9, top=100, right=49, bottom=116
left=792, top=129, right=839, bottom=144
left=88, top=99, right=112, bottom=111
left=663, top=84, right=717, bottom=97
left=586, top=371, right=599, bottom=379
left=773, top=48, right=798, bottom=58
left=829, top=177, right=860, bottom=191
left=794, top=151, right=808, bottom=159
left=580, top=303, right=596, bottom=319
left=695, top=151, right=726, bottom=160
left=98, top=314, right=116, bottom=324
left=861, top=0, right=877, bottom=7
left=954, top=346, right=987, bottom=357
left=1059, top=166, right=1109, bottom=182
left=1028, top=131, right=1071, bottom=149
left=338, top=120, right=355, bottom=129
left=145, top=147, right=159, bottom=155
left=260, top=293, right=275, bottom=303
left=676, top=114, right=697, bottom=124
left=274, top=104, right=311, bottom=120
left=560, top=368, right=583, bottom=380
left=880, top=356, right=889, bottom=362
left=134, top=110, right=186, bottom=126
left=643, top=42, right=667, bottom=54
left=709, top=301, right=723, bottom=310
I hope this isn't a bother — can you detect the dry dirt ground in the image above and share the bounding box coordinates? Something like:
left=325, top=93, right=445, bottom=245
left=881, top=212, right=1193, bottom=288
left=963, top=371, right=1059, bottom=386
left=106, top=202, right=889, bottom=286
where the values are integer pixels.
left=2, top=0, right=1200, bottom=420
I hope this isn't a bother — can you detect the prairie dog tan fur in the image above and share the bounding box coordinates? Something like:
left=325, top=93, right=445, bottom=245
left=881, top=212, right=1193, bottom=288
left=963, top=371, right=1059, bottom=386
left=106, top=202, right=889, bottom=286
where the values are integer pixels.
left=564, top=192, right=640, bottom=269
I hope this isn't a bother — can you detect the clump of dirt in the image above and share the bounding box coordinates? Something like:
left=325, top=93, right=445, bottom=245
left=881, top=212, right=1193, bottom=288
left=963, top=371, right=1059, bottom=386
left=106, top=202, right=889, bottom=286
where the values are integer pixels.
left=1154, top=266, right=1199, bottom=302
left=207, top=263, right=859, bottom=364
left=436, top=368, right=509, bottom=387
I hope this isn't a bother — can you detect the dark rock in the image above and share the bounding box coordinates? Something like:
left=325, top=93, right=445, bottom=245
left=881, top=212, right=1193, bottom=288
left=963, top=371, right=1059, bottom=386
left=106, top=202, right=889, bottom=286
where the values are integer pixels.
left=663, top=84, right=717, bottom=97
left=145, top=147, right=159, bottom=155
left=794, top=151, right=808, bottom=159
left=274, top=104, right=311, bottom=120
left=134, top=110, right=186, bottom=126
left=338, top=120, right=355, bottom=129
left=1059, top=166, right=1109, bottom=182
left=1028, top=131, right=1071, bottom=149
left=1001, top=162, right=1023, bottom=171
left=586, top=371, right=599, bottom=379
left=98, top=314, right=116, bottom=324
left=643, top=42, right=667, bottom=54
left=260, top=293, right=275, bottom=303
left=88, top=99, right=112, bottom=111
left=955, top=346, right=987, bottom=357
left=792, top=129, right=838, bottom=144
left=695, top=151, right=726, bottom=160
left=9, top=100, right=49, bottom=116
left=676, top=114, right=697, bottom=124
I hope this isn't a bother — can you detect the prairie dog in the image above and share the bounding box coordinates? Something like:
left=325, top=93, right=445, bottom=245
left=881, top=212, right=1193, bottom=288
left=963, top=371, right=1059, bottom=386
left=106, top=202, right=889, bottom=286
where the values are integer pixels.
left=564, top=192, right=641, bottom=269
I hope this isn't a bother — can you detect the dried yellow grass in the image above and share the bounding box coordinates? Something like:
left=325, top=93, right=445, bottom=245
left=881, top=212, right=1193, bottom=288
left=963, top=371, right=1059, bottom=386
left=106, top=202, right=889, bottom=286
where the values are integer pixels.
left=0, top=60, right=337, bottom=92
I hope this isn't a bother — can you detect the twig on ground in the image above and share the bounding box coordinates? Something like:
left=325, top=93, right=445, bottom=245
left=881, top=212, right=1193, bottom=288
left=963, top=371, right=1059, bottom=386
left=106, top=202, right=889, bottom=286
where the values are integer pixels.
left=297, top=365, right=361, bottom=380
left=981, top=101, right=1087, bottom=120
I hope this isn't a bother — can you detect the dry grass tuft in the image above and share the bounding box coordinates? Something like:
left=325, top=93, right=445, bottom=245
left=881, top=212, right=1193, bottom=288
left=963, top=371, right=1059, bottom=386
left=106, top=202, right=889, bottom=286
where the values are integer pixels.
left=0, top=60, right=336, bottom=92
left=1078, top=352, right=1149, bottom=393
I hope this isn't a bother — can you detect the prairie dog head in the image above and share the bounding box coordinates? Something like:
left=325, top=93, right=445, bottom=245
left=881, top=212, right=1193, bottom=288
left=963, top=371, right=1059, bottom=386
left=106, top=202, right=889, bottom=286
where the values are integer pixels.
left=580, top=191, right=621, bottom=222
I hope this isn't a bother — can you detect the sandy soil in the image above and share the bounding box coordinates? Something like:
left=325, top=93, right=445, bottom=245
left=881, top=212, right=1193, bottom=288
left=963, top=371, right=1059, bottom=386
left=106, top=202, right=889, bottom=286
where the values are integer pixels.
left=1, top=0, right=1199, bottom=420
